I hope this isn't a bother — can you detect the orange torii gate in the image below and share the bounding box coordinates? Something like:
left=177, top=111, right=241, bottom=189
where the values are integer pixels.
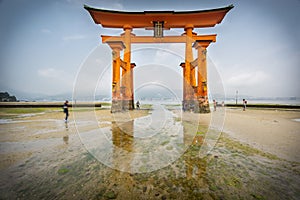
left=84, top=5, right=233, bottom=113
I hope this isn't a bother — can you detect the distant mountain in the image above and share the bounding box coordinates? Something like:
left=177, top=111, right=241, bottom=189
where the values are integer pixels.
left=10, top=89, right=110, bottom=102
left=6, top=89, right=71, bottom=102
left=0, top=92, right=17, bottom=102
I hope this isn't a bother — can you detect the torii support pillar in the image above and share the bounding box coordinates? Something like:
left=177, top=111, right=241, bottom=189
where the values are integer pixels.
left=121, top=25, right=135, bottom=110
left=107, top=41, right=126, bottom=113
left=180, top=62, right=198, bottom=112
left=180, top=63, right=188, bottom=111
left=182, top=25, right=199, bottom=112
left=194, top=41, right=210, bottom=113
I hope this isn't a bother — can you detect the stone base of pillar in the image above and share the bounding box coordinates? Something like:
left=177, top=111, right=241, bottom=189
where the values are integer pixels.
left=123, top=99, right=135, bottom=110
left=182, top=100, right=198, bottom=112
left=122, top=100, right=130, bottom=110
left=198, top=103, right=210, bottom=113
left=182, top=98, right=210, bottom=113
left=196, top=97, right=210, bottom=113
left=111, top=99, right=135, bottom=112
left=111, top=100, right=123, bottom=113
left=130, top=99, right=135, bottom=110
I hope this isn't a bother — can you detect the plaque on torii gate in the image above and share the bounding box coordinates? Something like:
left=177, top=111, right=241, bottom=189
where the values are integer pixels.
left=84, top=5, right=233, bottom=113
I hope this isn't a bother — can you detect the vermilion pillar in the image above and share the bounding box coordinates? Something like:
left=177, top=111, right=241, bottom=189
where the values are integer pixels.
left=180, top=63, right=186, bottom=101
left=190, top=33, right=197, bottom=89
left=183, top=24, right=198, bottom=111
left=130, top=63, right=136, bottom=109
left=108, top=42, right=125, bottom=99
left=200, top=48, right=207, bottom=97
left=112, top=49, right=121, bottom=99
left=195, top=47, right=207, bottom=97
left=122, top=24, right=134, bottom=110
left=194, top=41, right=210, bottom=113
left=107, top=41, right=126, bottom=112
left=184, top=24, right=194, bottom=100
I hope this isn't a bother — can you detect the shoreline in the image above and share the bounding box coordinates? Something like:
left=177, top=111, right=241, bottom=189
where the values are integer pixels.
left=0, top=102, right=103, bottom=108
left=1, top=101, right=300, bottom=109
left=225, top=103, right=300, bottom=109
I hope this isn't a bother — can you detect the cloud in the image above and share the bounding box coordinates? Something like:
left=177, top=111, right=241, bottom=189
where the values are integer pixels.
left=95, top=59, right=105, bottom=64
left=92, top=0, right=124, bottom=10
left=104, top=0, right=124, bottom=10
left=111, top=2, right=123, bottom=10
left=62, top=34, right=86, bottom=41
left=37, top=67, right=74, bottom=94
left=41, top=29, right=51, bottom=34
left=38, top=68, right=63, bottom=78
left=226, top=71, right=270, bottom=87
left=150, top=44, right=184, bottom=68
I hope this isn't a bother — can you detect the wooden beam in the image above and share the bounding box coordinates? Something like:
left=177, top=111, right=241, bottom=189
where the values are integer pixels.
left=84, top=5, right=234, bottom=29
left=120, top=59, right=127, bottom=70
left=191, top=58, right=198, bottom=68
left=106, top=41, right=126, bottom=50
left=101, top=34, right=216, bottom=44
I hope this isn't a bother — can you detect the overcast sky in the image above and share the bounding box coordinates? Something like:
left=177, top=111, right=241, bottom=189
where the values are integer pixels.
left=0, top=0, right=299, bottom=100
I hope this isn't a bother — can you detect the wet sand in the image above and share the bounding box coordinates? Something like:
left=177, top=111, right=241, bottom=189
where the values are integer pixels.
left=179, top=107, right=300, bottom=162
left=0, top=105, right=299, bottom=199
left=223, top=108, right=300, bottom=162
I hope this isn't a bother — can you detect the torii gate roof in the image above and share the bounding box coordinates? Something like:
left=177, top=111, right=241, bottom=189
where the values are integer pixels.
left=84, top=5, right=233, bottom=29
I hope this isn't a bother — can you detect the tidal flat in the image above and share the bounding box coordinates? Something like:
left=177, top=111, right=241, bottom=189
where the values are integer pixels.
left=0, top=105, right=299, bottom=199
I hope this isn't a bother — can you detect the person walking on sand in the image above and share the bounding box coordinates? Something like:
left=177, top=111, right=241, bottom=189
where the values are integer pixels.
left=136, top=100, right=140, bottom=110
left=213, top=99, right=217, bottom=111
left=63, top=100, right=69, bottom=122
left=243, top=99, right=247, bottom=111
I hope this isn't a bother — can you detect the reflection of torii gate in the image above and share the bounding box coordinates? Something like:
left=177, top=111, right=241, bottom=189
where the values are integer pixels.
left=84, top=5, right=233, bottom=113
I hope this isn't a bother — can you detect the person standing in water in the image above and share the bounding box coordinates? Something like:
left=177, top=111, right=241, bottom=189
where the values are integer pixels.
left=63, top=100, right=69, bottom=122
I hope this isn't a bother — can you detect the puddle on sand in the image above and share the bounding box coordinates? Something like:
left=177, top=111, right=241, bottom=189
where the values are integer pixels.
left=79, top=104, right=189, bottom=173
left=17, top=113, right=45, bottom=118
left=0, top=138, right=62, bottom=153
left=0, top=119, right=12, bottom=124
left=0, top=119, right=73, bottom=141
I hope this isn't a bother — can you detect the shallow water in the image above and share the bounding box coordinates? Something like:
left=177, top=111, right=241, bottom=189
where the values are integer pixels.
left=0, top=105, right=299, bottom=199
left=78, top=104, right=188, bottom=173
left=0, top=119, right=11, bottom=124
